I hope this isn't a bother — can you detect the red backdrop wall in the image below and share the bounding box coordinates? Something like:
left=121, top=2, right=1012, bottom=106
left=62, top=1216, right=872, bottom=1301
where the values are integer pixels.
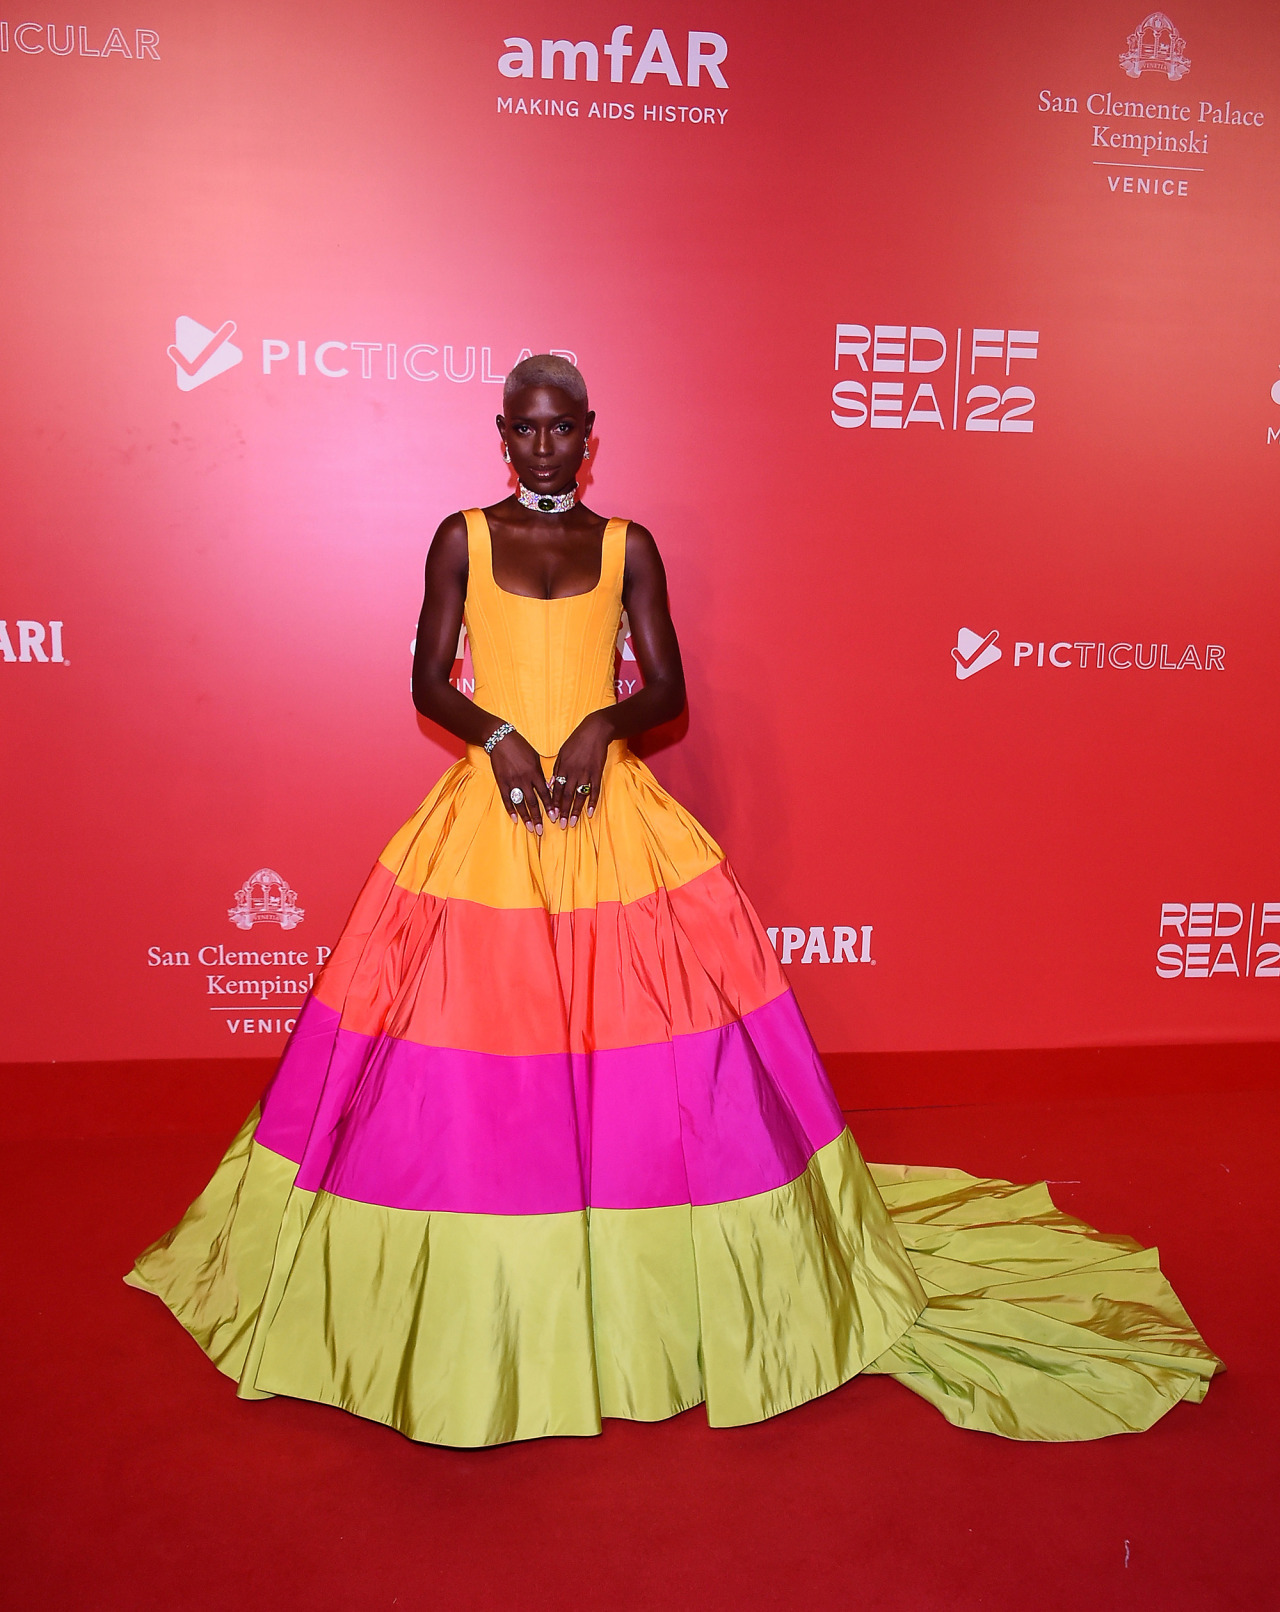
left=3, top=0, right=1278, bottom=1069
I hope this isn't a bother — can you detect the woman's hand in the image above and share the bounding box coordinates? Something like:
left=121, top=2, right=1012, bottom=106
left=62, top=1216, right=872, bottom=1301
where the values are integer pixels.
left=549, top=711, right=613, bottom=827
left=488, top=729, right=552, bottom=834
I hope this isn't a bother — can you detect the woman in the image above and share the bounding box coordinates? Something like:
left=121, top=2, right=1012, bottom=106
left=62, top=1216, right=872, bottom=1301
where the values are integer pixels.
left=129, top=356, right=1220, bottom=1446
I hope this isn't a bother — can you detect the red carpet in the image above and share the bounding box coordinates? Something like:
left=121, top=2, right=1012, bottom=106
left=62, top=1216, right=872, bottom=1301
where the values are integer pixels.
left=2, top=1050, right=1276, bottom=1611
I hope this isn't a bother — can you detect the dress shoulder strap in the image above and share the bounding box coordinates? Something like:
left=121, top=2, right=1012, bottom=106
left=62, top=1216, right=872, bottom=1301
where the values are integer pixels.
left=462, top=508, right=489, bottom=572
left=602, top=517, right=629, bottom=599
left=461, top=508, right=494, bottom=605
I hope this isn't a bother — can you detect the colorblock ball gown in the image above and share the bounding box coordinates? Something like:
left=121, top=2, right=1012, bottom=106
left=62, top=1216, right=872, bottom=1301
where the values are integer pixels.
left=128, top=511, right=1221, bottom=1445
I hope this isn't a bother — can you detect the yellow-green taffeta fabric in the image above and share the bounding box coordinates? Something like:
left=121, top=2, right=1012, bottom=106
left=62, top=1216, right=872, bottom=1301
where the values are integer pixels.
left=129, top=511, right=1222, bottom=1445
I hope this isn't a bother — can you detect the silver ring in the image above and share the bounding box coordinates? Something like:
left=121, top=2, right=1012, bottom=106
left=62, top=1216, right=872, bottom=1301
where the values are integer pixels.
left=552, top=775, right=568, bottom=785
left=576, top=783, right=592, bottom=795
left=508, top=787, right=524, bottom=805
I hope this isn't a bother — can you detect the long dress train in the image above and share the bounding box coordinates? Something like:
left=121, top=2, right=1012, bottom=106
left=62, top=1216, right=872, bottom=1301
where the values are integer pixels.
left=128, top=510, right=1221, bottom=1445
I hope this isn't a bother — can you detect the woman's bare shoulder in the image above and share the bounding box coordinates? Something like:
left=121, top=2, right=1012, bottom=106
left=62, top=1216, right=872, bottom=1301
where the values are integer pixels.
left=425, top=511, right=470, bottom=575
left=622, top=520, right=663, bottom=571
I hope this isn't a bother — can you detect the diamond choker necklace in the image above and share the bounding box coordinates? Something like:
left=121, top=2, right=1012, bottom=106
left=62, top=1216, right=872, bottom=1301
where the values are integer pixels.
left=517, top=480, right=578, bottom=514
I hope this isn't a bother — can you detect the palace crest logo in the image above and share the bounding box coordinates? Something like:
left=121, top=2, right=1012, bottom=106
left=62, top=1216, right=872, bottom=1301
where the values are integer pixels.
left=228, top=869, right=305, bottom=931
left=1119, top=12, right=1190, bottom=81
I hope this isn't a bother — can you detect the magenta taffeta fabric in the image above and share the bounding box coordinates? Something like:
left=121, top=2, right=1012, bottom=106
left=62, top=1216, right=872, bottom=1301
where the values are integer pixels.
left=253, top=990, right=846, bottom=1214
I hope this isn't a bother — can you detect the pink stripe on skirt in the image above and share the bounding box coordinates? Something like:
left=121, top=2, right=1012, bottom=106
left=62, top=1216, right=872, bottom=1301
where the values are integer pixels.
left=256, top=990, right=845, bottom=1213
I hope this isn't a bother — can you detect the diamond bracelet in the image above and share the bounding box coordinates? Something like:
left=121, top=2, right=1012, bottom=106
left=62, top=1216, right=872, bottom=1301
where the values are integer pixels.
left=483, top=721, right=515, bottom=753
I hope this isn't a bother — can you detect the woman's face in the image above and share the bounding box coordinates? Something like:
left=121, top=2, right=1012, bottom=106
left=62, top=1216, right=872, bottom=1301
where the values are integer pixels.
left=498, top=385, right=594, bottom=497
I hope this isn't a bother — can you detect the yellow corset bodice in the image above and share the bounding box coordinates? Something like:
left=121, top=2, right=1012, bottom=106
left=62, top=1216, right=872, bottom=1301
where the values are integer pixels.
left=462, top=507, right=627, bottom=760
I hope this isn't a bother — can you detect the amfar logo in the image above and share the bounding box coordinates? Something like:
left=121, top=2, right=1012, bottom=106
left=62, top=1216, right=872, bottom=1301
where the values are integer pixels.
left=0, top=23, right=159, bottom=57
left=953, top=631, right=1225, bottom=678
left=498, top=27, right=727, bottom=87
left=0, top=619, right=64, bottom=662
left=1156, top=902, right=1280, bottom=979
left=1120, top=12, right=1189, bottom=81
left=169, top=316, right=242, bottom=391
left=228, top=869, right=304, bottom=931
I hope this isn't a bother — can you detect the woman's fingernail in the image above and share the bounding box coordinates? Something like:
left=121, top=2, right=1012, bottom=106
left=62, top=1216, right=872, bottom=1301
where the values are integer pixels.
left=536, top=824, right=543, bottom=836
left=587, top=807, right=594, bottom=818
left=569, top=814, right=578, bottom=827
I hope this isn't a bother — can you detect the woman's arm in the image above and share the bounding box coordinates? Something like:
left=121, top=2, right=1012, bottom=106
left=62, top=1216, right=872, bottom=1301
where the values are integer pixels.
left=411, top=514, right=553, bottom=833
left=549, top=523, right=686, bottom=824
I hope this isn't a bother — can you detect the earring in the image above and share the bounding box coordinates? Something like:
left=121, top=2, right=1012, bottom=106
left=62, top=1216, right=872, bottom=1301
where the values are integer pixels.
left=582, top=443, right=591, bottom=461
left=502, top=444, right=511, bottom=464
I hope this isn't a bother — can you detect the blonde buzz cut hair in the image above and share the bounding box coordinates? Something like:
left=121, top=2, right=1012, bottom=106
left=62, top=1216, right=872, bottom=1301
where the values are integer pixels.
left=503, top=353, right=588, bottom=409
